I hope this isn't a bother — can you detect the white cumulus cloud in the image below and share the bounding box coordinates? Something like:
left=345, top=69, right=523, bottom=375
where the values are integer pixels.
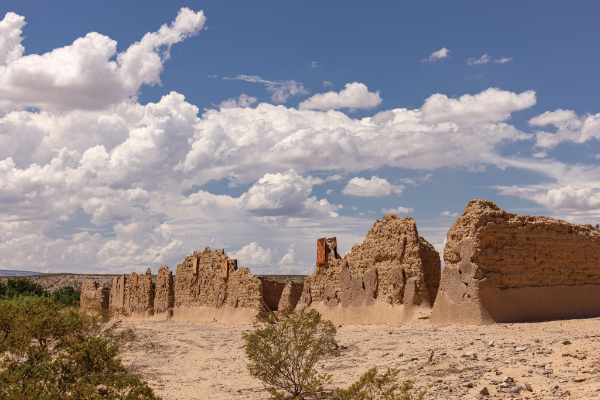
left=423, top=47, right=450, bottom=62
left=298, top=82, right=382, bottom=111
left=440, top=211, right=459, bottom=217
left=529, top=109, right=600, bottom=148
left=342, top=176, right=404, bottom=197
left=545, top=185, right=600, bottom=211
left=529, top=109, right=578, bottom=127
left=381, top=206, right=414, bottom=214
left=495, top=57, right=513, bottom=64
left=241, top=169, right=338, bottom=218
left=466, top=54, right=491, bottom=65
left=0, top=8, right=205, bottom=114
left=278, top=244, right=312, bottom=274
left=223, top=75, right=308, bottom=103
left=229, top=242, right=272, bottom=267
left=218, top=93, right=257, bottom=109
left=421, top=87, right=536, bottom=124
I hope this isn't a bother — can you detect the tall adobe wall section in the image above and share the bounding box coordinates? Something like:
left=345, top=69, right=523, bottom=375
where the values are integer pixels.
left=155, top=265, right=174, bottom=315
left=298, top=215, right=441, bottom=323
left=172, top=247, right=280, bottom=322
left=80, top=280, right=110, bottom=310
left=431, top=199, right=600, bottom=325
left=109, top=270, right=154, bottom=317
left=174, top=247, right=243, bottom=309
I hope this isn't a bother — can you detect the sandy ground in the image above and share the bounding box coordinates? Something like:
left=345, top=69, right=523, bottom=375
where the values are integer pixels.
left=120, top=317, right=600, bottom=399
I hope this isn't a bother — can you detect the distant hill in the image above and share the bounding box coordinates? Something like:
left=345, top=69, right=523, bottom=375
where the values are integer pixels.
left=0, top=270, right=46, bottom=276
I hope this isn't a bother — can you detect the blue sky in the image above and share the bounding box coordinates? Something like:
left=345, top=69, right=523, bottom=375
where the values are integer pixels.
left=1, top=1, right=600, bottom=274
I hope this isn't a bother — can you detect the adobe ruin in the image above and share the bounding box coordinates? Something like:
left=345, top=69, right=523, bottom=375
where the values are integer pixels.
left=155, top=265, right=174, bottom=316
left=298, top=214, right=441, bottom=323
left=431, top=199, right=600, bottom=325
left=80, top=280, right=110, bottom=310
left=109, top=269, right=154, bottom=317
left=170, top=247, right=304, bottom=322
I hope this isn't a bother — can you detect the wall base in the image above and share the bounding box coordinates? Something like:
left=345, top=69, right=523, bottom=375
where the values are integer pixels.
left=431, top=284, right=600, bottom=325
left=307, top=301, right=432, bottom=324
left=170, top=305, right=260, bottom=324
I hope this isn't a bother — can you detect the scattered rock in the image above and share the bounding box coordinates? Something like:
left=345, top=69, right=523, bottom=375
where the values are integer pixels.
left=515, top=346, right=527, bottom=352
left=562, top=340, right=571, bottom=345
left=574, top=377, right=586, bottom=382
left=525, top=382, right=532, bottom=392
left=480, top=387, right=489, bottom=395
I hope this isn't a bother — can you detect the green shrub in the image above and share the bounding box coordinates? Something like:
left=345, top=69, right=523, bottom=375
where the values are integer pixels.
left=0, top=298, right=159, bottom=399
left=337, top=367, right=426, bottom=400
left=51, top=286, right=81, bottom=307
left=242, top=307, right=337, bottom=399
left=0, top=277, right=48, bottom=300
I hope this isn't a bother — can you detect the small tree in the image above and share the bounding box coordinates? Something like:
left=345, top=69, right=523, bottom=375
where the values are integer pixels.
left=242, top=307, right=337, bottom=399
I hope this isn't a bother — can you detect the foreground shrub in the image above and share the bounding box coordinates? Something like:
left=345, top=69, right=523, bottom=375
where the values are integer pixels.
left=242, top=307, right=337, bottom=399
left=0, top=298, right=159, bottom=399
left=337, top=367, right=426, bottom=400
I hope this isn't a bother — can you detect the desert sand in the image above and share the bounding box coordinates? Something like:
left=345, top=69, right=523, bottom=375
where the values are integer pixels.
left=121, top=317, right=600, bottom=399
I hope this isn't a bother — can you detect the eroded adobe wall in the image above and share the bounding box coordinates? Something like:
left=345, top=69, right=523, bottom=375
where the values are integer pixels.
left=80, top=280, right=110, bottom=310
left=278, top=281, right=304, bottom=310
left=431, top=200, right=600, bottom=324
left=299, top=215, right=441, bottom=314
left=259, top=277, right=287, bottom=311
left=226, top=267, right=263, bottom=310
left=109, top=275, right=126, bottom=308
left=124, top=269, right=154, bottom=315
left=174, top=248, right=239, bottom=308
left=155, top=265, right=174, bottom=314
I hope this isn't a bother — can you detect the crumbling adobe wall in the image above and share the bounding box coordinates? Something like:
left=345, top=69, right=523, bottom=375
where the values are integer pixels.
left=80, top=280, right=110, bottom=310
left=174, top=247, right=239, bottom=308
left=226, top=267, right=263, bottom=310
left=124, top=269, right=154, bottom=315
left=259, top=277, right=287, bottom=311
left=299, top=215, right=441, bottom=316
left=278, top=281, right=304, bottom=310
left=109, top=275, right=126, bottom=308
left=431, top=199, right=600, bottom=325
left=155, top=265, right=174, bottom=314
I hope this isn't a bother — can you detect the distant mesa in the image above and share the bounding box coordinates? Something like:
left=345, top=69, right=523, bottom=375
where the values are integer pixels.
left=0, top=270, right=46, bottom=276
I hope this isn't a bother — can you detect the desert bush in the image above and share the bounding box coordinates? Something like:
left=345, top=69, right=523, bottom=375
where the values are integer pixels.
left=0, top=298, right=159, bottom=399
left=242, top=307, right=337, bottom=399
left=0, top=277, right=48, bottom=300
left=51, top=286, right=81, bottom=307
left=336, top=367, right=426, bottom=400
